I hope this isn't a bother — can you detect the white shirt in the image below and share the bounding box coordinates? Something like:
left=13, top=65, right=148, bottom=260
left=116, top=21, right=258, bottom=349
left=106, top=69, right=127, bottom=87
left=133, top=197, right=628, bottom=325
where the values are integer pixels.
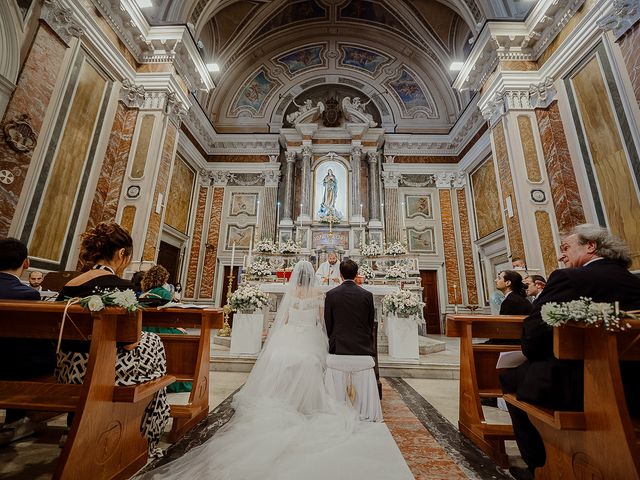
left=315, top=261, right=341, bottom=286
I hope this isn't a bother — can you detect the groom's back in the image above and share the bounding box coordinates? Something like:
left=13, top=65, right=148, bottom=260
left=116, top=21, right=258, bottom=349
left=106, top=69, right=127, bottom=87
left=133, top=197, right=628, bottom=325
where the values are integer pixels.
left=324, top=281, right=375, bottom=356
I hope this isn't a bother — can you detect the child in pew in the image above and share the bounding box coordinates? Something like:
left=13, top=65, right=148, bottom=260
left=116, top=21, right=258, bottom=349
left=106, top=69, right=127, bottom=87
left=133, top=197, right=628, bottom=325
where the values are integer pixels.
left=139, top=265, right=192, bottom=394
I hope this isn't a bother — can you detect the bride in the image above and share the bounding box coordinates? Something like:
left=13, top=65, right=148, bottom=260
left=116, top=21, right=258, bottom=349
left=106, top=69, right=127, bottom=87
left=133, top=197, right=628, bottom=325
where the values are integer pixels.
left=139, top=261, right=411, bottom=480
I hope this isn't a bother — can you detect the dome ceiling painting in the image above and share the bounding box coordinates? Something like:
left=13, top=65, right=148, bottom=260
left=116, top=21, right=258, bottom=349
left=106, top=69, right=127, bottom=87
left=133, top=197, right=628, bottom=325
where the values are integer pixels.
left=141, top=0, right=540, bottom=134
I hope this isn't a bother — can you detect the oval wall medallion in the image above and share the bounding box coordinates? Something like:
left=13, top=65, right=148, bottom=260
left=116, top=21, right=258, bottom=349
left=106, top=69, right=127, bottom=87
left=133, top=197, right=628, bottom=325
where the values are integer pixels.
left=3, top=114, right=37, bottom=153
left=0, top=170, right=14, bottom=185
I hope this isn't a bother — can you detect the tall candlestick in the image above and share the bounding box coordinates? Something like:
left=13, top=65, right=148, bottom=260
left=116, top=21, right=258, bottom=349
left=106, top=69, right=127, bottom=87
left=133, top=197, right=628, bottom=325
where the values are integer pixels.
left=275, top=201, right=281, bottom=241
left=359, top=203, right=363, bottom=229
left=230, top=242, right=236, bottom=268
left=248, top=235, right=253, bottom=263
left=380, top=203, right=385, bottom=245
left=242, top=255, right=246, bottom=268
left=453, top=283, right=458, bottom=314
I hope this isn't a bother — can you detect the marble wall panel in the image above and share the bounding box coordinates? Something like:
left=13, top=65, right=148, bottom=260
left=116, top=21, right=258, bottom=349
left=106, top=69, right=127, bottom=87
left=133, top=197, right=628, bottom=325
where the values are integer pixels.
left=535, top=210, right=558, bottom=277
left=619, top=21, right=640, bottom=104
left=260, top=187, right=277, bottom=241
left=0, top=25, right=66, bottom=237
left=185, top=186, right=207, bottom=298
left=30, top=60, right=107, bottom=261
left=121, top=205, right=136, bottom=235
left=470, top=158, right=502, bottom=239
left=518, top=115, right=542, bottom=182
left=439, top=189, right=460, bottom=304
left=571, top=56, right=640, bottom=269
left=456, top=189, right=478, bottom=305
left=493, top=120, right=526, bottom=262
left=164, top=157, right=195, bottom=234
left=143, top=122, right=177, bottom=262
left=199, top=187, right=225, bottom=298
left=360, top=161, right=369, bottom=221
left=131, top=114, right=155, bottom=178
left=86, top=102, right=138, bottom=230
left=535, top=102, right=586, bottom=233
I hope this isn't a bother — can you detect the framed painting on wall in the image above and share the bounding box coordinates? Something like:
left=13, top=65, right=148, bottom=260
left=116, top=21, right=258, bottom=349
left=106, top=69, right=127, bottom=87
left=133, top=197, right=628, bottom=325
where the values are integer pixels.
left=407, top=227, right=436, bottom=253
left=226, top=225, right=255, bottom=250
left=230, top=193, right=258, bottom=216
left=405, top=194, right=433, bottom=219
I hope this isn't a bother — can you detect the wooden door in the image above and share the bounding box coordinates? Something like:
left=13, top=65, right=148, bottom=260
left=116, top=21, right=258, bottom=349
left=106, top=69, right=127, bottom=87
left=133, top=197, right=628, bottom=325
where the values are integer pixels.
left=157, top=241, right=181, bottom=284
left=420, top=270, right=441, bottom=334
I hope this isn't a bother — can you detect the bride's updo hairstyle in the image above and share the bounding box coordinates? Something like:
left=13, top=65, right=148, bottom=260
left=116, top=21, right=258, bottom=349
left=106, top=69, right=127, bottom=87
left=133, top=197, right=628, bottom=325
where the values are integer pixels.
left=79, top=222, right=133, bottom=269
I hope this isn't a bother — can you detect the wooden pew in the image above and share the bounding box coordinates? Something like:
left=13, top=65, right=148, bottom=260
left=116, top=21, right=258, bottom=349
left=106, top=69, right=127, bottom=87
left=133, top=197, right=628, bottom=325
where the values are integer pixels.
left=446, top=314, right=526, bottom=467
left=0, top=300, right=174, bottom=480
left=504, top=320, right=640, bottom=480
left=141, top=307, right=223, bottom=442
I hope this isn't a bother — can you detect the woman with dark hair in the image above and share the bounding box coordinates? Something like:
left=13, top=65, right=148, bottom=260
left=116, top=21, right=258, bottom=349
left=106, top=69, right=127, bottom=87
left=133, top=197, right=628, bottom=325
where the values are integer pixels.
left=56, top=222, right=170, bottom=457
left=496, top=270, right=533, bottom=315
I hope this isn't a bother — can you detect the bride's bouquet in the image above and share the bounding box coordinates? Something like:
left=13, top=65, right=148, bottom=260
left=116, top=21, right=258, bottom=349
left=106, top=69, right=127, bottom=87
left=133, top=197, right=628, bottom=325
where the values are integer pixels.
left=384, top=241, right=407, bottom=256
left=247, top=259, right=272, bottom=277
left=541, top=297, right=636, bottom=332
left=384, top=263, right=409, bottom=279
left=361, top=241, right=382, bottom=257
left=278, top=239, right=301, bottom=254
left=382, top=289, right=424, bottom=318
left=229, top=284, right=270, bottom=313
left=255, top=238, right=278, bottom=254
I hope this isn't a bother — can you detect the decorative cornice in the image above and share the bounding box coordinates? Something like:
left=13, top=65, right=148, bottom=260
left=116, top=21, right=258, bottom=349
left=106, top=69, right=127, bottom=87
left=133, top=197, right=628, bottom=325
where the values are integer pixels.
left=435, top=172, right=467, bottom=188
left=41, top=0, right=84, bottom=46
left=529, top=77, right=557, bottom=109
left=598, top=0, right=640, bottom=40
left=208, top=134, right=281, bottom=155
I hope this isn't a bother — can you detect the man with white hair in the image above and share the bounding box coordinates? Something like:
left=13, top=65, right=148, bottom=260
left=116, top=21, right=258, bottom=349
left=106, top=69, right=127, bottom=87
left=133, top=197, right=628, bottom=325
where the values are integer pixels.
left=501, top=224, right=640, bottom=480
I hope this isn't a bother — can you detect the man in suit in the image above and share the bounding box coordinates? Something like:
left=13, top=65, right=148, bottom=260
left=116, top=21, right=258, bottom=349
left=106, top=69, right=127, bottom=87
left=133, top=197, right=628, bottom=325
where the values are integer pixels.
left=496, top=270, right=533, bottom=315
left=0, top=238, right=52, bottom=445
left=324, top=259, right=380, bottom=396
left=501, top=225, right=640, bottom=480
left=523, top=274, right=546, bottom=302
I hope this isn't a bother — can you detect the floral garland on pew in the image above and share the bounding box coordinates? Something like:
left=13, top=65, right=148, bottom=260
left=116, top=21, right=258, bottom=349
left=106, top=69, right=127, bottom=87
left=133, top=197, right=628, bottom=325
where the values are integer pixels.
left=541, top=297, right=637, bottom=332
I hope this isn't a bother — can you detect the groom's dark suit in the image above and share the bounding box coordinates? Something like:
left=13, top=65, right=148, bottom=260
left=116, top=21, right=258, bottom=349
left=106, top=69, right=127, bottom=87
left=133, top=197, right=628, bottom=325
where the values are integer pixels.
left=324, top=280, right=376, bottom=356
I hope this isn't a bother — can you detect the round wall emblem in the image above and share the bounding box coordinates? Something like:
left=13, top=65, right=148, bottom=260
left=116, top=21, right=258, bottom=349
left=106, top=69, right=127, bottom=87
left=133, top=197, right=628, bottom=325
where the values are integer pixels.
left=126, top=185, right=141, bottom=199
left=531, top=189, right=546, bottom=203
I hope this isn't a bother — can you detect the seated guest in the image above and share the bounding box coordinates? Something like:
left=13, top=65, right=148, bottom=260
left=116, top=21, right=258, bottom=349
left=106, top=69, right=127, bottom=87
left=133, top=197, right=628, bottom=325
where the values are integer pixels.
left=501, top=224, right=640, bottom=480
left=0, top=238, right=54, bottom=445
left=28, top=270, right=43, bottom=291
left=56, top=222, right=170, bottom=457
left=131, top=270, right=145, bottom=295
left=496, top=270, right=533, bottom=315
left=523, top=274, right=546, bottom=302
left=173, top=282, right=183, bottom=302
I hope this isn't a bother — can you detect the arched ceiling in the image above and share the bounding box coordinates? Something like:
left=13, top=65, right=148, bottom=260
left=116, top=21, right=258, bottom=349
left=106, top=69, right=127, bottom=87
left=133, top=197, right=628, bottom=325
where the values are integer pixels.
left=141, top=0, right=540, bottom=134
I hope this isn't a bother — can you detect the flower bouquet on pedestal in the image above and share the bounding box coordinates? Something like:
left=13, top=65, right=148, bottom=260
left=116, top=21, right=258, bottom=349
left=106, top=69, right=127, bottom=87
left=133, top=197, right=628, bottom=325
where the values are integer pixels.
left=254, top=238, right=278, bottom=254
left=229, top=284, right=270, bottom=313
left=382, top=289, right=425, bottom=319
left=541, top=297, right=636, bottom=332
left=384, top=241, right=407, bottom=256
left=357, top=263, right=376, bottom=281
left=247, top=259, right=272, bottom=278
left=278, top=239, right=301, bottom=254
left=384, top=263, right=409, bottom=280
left=361, top=241, right=382, bottom=257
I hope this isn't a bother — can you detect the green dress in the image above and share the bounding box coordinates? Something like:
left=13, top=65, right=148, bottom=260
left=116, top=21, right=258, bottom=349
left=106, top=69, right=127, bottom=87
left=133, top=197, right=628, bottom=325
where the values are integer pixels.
left=141, top=287, right=193, bottom=393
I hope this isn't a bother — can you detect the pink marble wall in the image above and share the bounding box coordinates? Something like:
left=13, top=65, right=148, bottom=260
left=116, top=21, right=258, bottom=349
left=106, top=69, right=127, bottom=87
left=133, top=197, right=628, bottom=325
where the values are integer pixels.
left=143, top=122, right=177, bottom=261
left=456, top=189, right=478, bottom=305
left=618, top=22, right=640, bottom=104
left=86, top=102, right=138, bottom=231
left=199, top=187, right=224, bottom=299
left=185, top=186, right=208, bottom=299
left=535, top=102, right=586, bottom=233
left=0, top=25, right=67, bottom=236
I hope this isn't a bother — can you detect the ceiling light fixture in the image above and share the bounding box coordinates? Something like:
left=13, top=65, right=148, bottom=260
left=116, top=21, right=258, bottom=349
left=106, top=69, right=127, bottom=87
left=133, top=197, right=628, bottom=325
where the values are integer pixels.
left=207, top=63, right=220, bottom=72
left=136, top=0, right=153, bottom=8
left=450, top=62, right=464, bottom=71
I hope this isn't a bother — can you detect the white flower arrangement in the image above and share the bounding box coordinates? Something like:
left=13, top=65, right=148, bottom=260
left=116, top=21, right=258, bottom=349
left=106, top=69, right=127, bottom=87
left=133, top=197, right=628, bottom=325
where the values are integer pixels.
left=79, top=289, right=140, bottom=312
left=385, top=241, right=407, bottom=256
left=382, top=289, right=425, bottom=318
left=385, top=263, right=409, bottom=279
left=318, top=210, right=342, bottom=224
left=255, top=238, right=278, bottom=253
left=361, top=241, right=382, bottom=257
left=541, top=297, right=636, bottom=332
left=247, top=258, right=272, bottom=277
left=278, top=239, right=302, bottom=254
left=229, top=284, right=270, bottom=313
left=358, top=263, right=376, bottom=280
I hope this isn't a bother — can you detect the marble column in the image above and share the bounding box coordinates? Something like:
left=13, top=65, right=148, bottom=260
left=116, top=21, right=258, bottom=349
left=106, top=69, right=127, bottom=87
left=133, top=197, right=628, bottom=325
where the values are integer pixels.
left=261, top=170, right=281, bottom=241
left=350, top=146, right=362, bottom=222
left=436, top=175, right=461, bottom=305
left=300, top=146, right=312, bottom=221
left=455, top=183, right=478, bottom=305
left=185, top=173, right=210, bottom=299
left=367, top=152, right=381, bottom=222
left=282, top=151, right=296, bottom=224
left=381, top=170, right=401, bottom=243
left=199, top=175, right=227, bottom=299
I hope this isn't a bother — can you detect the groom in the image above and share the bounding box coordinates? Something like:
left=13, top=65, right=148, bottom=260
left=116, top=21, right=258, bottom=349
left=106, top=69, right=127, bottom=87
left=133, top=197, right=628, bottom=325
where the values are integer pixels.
left=324, top=258, right=381, bottom=397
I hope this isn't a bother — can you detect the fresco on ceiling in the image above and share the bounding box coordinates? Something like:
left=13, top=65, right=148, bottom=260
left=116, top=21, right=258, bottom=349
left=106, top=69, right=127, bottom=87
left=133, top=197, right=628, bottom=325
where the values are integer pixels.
left=277, top=45, right=325, bottom=76
left=339, top=45, right=390, bottom=76
left=387, top=67, right=438, bottom=119
left=257, top=0, right=326, bottom=38
left=339, top=0, right=409, bottom=38
left=232, top=69, right=278, bottom=116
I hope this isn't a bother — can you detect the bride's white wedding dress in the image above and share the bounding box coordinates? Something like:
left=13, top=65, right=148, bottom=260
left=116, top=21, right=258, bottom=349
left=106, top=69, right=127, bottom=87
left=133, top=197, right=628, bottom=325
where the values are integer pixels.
left=139, top=262, right=413, bottom=480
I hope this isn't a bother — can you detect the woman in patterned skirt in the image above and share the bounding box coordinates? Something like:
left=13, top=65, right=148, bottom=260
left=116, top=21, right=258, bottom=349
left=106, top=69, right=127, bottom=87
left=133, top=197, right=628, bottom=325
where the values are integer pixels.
left=56, top=222, right=170, bottom=457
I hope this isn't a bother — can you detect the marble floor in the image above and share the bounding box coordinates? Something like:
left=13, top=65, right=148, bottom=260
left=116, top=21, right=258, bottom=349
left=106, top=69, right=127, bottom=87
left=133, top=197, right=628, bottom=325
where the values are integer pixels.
left=0, top=336, right=524, bottom=479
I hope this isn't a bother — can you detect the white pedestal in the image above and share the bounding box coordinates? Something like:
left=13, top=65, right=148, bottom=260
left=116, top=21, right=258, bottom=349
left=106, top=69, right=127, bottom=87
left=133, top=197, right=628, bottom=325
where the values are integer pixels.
left=230, top=312, right=264, bottom=355
left=386, top=314, right=419, bottom=360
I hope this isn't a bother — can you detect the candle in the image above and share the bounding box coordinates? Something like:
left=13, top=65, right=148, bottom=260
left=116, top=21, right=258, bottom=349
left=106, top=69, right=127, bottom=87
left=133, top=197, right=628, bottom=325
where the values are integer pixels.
left=248, top=235, right=253, bottom=263
left=380, top=203, right=385, bottom=244
left=401, top=202, right=406, bottom=229
left=359, top=203, right=363, bottom=229
left=242, top=255, right=246, bottom=268
left=275, top=201, right=281, bottom=241
left=230, top=242, right=236, bottom=269
left=453, top=283, right=458, bottom=314
left=256, top=199, right=260, bottom=234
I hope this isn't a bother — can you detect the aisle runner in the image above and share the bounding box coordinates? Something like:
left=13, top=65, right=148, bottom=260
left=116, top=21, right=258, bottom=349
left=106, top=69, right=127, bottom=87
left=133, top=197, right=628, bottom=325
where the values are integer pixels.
left=381, top=379, right=468, bottom=479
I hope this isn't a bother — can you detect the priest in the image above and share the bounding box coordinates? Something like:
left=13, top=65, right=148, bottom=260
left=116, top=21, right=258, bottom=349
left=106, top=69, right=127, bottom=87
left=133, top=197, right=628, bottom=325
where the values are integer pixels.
left=316, top=252, right=341, bottom=286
